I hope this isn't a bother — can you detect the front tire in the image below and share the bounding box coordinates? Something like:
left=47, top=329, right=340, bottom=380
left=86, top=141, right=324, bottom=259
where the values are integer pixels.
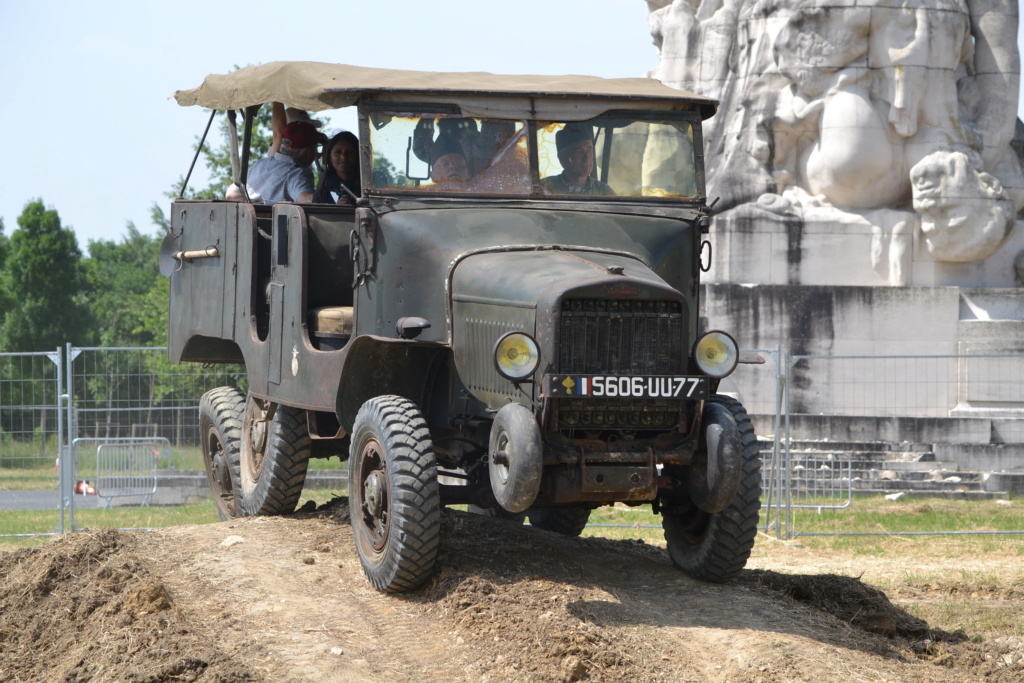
left=350, top=396, right=440, bottom=592
left=662, top=395, right=761, bottom=583
left=238, top=395, right=312, bottom=516
left=488, top=403, right=543, bottom=514
left=199, top=387, right=245, bottom=521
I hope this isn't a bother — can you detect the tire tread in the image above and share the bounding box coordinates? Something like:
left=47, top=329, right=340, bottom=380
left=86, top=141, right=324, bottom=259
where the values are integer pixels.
left=350, top=396, right=440, bottom=592
left=663, top=394, right=762, bottom=583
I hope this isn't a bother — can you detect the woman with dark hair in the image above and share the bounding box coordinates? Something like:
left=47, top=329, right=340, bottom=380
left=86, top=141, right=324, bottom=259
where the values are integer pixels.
left=313, top=131, right=361, bottom=204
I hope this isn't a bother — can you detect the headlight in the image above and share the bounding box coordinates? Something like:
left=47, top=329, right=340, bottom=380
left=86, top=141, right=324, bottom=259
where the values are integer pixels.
left=493, top=332, right=540, bottom=381
left=693, top=331, right=738, bottom=378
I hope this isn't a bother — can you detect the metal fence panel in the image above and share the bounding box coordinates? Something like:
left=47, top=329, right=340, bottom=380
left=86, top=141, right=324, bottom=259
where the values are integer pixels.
left=4, top=343, right=1020, bottom=542
left=67, top=346, right=246, bottom=451
left=78, top=437, right=170, bottom=507
left=0, top=350, right=63, bottom=537
left=65, top=347, right=245, bottom=528
left=770, top=352, right=1024, bottom=539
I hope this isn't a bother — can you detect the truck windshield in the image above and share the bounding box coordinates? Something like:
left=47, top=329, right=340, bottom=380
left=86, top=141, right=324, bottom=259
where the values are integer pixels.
left=367, top=112, right=698, bottom=200
left=369, top=113, right=530, bottom=194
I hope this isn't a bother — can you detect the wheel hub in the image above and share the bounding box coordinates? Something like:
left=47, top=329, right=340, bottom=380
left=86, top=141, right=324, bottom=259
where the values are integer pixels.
left=249, top=419, right=267, bottom=458
left=212, top=452, right=229, bottom=488
left=363, top=470, right=385, bottom=518
left=245, top=400, right=270, bottom=479
left=493, top=433, right=511, bottom=484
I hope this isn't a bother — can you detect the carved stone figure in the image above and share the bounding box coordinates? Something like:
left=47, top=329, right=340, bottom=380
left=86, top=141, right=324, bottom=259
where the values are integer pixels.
left=647, top=0, right=1021, bottom=279
left=911, top=150, right=1016, bottom=262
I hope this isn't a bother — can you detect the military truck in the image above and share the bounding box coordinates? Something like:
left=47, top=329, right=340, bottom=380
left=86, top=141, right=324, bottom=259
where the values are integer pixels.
left=165, top=62, right=762, bottom=592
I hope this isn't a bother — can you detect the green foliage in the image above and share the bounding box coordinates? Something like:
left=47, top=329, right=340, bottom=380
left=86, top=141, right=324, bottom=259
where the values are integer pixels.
left=0, top=200, right=91, bottom=351
left=0, top=218, right=10, bottom=326
left=84, top=223, right=162, bottom=347
left=0, top=217, right=8, bottom=272
left=134, top=275, right=169, bottom=347
left=372, top=153, right=411, bottom=187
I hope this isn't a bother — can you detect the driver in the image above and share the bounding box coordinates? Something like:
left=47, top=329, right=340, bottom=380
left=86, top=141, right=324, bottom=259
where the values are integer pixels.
left=542, top=123, right=614, bottom=195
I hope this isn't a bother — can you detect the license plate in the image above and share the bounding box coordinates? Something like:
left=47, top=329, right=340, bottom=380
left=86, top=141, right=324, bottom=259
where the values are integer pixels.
left=545, top=375, right=708, bottom=399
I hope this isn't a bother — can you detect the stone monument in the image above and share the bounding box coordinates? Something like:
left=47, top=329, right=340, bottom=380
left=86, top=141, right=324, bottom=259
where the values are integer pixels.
left=646, top=0, right=1024, bottom=454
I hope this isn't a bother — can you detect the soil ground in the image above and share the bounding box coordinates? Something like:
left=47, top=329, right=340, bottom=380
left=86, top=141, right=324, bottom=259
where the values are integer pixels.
left=2, top=499, right=1022, bottom=682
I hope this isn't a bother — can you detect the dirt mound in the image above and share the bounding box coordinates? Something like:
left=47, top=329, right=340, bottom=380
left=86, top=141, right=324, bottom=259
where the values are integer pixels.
left=746, top=569, right=968, bottom=641
left=2, top=500, right=1021, bottom=682
left=0, top=529, right=259, bottom=682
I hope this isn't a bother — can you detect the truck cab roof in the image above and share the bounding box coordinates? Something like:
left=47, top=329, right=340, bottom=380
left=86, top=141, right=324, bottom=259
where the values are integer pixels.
left=172, top=61, right=718, bottom=122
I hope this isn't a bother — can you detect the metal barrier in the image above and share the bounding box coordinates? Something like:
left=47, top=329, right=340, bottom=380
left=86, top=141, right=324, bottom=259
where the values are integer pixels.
left=71, top=437, right=170, bottom=507
left=0, top=350, right=65, bottom=537
left=3, top=345, right=1022, bottom=541
left=63, top=347, right=244, bottom=527
left=760, top=352, right=1024, bottom=539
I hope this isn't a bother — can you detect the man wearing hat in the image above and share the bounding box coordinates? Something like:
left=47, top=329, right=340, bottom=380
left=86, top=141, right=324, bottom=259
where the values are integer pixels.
left=228, top=102, right=327, bottom=203
left=542, top=122, right=614, bottom=195
left=429, top=136, right=471, bottom=187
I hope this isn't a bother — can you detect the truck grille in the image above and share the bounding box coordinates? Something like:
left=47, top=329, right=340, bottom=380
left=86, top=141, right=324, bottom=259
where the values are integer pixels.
left=558, top=299, right=684, bottom=374
left=555, top=299, right=687, bottom=433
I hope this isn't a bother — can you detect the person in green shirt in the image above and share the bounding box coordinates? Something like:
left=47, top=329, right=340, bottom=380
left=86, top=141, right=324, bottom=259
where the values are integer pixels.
left=541, top=123, right=614, bottom=195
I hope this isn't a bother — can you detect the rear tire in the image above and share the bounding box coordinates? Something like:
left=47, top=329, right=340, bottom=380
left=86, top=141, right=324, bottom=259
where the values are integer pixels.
left=199, top=387, right=245, bottom=521
left=467, top=504, right=527, bottom=524
left=662, top=395, right=761, bottom=583
left=238, top=395, right=312, bottom=516
left=350, top=396, right=440, bottom=592
left=528, top=507, right=591, bottom=536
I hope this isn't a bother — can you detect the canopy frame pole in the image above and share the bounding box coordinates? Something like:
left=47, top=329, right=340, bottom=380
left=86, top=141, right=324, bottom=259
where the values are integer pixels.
left=234, top=105, right=260, bottom=202
left=178, top=109, right=217, bottom=199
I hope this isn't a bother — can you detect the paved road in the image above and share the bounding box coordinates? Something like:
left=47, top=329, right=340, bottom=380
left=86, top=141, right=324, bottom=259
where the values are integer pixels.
left=0, top=490, right=104, bottom=511
left=2, top=469, right=347, bottom=511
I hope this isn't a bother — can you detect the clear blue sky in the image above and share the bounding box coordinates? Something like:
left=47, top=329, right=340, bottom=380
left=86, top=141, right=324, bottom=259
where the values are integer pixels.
left=1, top=2, right=1021, bottom=253
left=0, top=0, right=658, bottom=251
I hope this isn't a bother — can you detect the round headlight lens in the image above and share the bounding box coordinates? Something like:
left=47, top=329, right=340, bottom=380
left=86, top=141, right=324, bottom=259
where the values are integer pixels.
left=493, top=332, right=540, bottom=381
left=693, top=331, right=739, bottom=378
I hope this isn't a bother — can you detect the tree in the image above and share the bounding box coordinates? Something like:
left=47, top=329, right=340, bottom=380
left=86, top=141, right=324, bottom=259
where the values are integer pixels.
left=0, top=217, right=9, bottom=271
left=84, top=222, right=162, bottom=347
left=0, top=218, right=10, bottom=325
left=0, top=202, right=90, bottom=451
left=0, top=200, right=91, bottom=352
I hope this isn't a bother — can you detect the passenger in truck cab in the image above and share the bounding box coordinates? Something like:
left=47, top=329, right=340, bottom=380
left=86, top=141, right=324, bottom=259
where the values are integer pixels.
left=226, top=102, right=327, bottom=203
left=428, top=138, right=471, bottom=187
left=541, top=122, right=615, bottom=196
left=313, top=131, right=361, bottom=205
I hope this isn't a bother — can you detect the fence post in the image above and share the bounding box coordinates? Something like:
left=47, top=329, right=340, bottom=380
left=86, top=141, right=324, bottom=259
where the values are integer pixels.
left=761, top=345, right=787, bottom=539
left=50, top=348, right=71, bottom=534
left=783, top=351, right=796, bottom=539
left=65, top=344, right=83, bottom=533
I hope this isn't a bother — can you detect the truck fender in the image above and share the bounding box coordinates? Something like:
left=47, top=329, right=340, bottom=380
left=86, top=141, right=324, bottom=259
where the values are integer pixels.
left=687, top=400, right=743, bottom=513
left=335, top=335, right=450, bottom=431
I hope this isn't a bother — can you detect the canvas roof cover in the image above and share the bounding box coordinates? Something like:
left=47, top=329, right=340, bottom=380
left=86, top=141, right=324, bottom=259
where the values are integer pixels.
left=172, top=62, right=718, bottom=121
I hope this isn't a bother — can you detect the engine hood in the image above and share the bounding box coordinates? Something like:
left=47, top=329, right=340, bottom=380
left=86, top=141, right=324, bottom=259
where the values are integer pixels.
left=450, top=248, right=680, bottom=308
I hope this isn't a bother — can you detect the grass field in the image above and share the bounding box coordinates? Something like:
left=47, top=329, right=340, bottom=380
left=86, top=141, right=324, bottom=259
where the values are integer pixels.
left=3, top=490, right=1020, bottom=547
left=0, top=449, right=349, bottom=492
